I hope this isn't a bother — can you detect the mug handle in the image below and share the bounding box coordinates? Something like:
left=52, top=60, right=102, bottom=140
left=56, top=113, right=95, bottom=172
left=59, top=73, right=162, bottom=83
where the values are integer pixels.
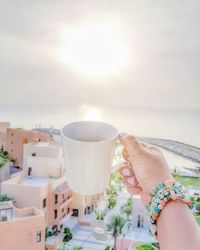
left=111, top=135, right=126, bottom=173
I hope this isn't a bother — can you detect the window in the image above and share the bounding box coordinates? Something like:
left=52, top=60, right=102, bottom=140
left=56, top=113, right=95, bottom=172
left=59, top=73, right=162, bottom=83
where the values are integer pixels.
left=43, top=198, right=46, bottom=208
left=28, top=167, right=32, bottom=176
left=11, top=133, right=14, bottom=136
left=55, top=195, right=58, bottom=204
left=54, top=210, right=57, bottom=219
left=62, top=194, right=65, bottom=199
left=11, top=141, right=13, bottom=144
left=72, top=209, right=79, bottom=217
left=36, top=231, right=41, bottom=242
left=32, top=153, right=36, bottom=157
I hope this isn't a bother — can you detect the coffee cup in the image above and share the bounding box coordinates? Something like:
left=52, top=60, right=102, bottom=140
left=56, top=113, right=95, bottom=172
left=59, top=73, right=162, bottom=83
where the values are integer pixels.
left=61, top=121, right=122, bottom=195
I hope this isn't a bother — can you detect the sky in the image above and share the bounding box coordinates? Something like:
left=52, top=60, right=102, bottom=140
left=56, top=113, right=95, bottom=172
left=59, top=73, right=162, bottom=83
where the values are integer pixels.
left=0, top=0, right=200, bottom=114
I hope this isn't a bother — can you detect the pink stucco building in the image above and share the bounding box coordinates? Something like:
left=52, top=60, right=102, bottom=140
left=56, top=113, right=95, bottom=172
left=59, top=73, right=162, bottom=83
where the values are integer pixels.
left=5, top=128, right=51, bottom=168
left=1, top=168, right=73, bottom=233
left=0, top=201, right=45, bottom=250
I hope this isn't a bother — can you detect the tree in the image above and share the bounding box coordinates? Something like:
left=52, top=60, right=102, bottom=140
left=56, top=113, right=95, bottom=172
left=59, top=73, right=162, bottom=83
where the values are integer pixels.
left=107, top=214, right=126, bottom=250
left=172, top=166, right=177, bottom=178
left=63, top=227, right=73, bottom=242
left=73, top=247, right=83, bottom=250
left=120, top=197, right=132, bottom=219
left=136, top=244, right=154, bottom=250
left=106, top=184, right=117, bottom=196
left=195, top=202, right=200, bottom=215
left=108, top=196, right=116, bottom=209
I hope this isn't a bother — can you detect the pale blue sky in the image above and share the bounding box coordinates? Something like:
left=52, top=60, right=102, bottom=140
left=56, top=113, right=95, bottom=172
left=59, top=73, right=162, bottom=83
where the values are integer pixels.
left=0, top=0, right=200, bottom=111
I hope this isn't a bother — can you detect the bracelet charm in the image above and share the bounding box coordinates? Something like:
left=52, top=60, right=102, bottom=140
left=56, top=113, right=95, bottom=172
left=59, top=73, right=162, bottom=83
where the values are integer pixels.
left=146, top=179, right=193, bottom=238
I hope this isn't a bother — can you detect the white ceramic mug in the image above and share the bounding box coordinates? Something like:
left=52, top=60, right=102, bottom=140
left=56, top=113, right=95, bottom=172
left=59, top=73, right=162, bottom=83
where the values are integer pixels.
left=61, top=121, right=121, bottom=195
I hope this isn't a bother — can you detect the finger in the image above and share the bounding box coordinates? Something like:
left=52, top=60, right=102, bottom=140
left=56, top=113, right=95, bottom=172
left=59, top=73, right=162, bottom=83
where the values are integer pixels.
left=122, top=148, right=129, bottom=160
left=127, top=186, right=142, bottom=195
left=120, top=135, right=144, bottom=157
left=119, top=165, right=133, bottom=177
left=124, top=176, right=138, bottom=186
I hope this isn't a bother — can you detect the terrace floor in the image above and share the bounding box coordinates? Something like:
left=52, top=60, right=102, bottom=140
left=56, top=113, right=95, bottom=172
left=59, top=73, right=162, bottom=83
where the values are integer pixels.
left=59, top=223, right=112, bottom=250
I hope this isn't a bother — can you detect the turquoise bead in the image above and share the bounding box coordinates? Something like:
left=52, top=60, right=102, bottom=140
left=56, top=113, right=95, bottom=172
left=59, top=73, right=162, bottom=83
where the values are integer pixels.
left=156, top=183, right=164, bottom=190
left=160, top=194, right=164, bottom=199
left=154, top=207, right=161, bottom=213
left=164, top=192, right=169, bottom=196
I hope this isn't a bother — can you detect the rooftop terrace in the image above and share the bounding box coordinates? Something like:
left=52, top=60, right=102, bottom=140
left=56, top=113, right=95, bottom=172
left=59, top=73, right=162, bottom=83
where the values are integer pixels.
left=20, top=176, right=57, bottom=187
left=0, top=202, right=42, bottom=222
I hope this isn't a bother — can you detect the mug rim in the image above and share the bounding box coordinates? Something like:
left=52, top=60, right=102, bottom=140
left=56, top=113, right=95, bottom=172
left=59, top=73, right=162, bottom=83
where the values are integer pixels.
left=61, top=120, right=119, bottom=143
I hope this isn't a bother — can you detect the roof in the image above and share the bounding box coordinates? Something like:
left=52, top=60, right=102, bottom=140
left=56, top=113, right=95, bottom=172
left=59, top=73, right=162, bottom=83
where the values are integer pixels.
left=54, top=181, right=69, bottom=193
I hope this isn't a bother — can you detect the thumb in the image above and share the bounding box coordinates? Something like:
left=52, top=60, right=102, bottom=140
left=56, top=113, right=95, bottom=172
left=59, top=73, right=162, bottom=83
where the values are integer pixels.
left=120, top=134, right=144, bottom=158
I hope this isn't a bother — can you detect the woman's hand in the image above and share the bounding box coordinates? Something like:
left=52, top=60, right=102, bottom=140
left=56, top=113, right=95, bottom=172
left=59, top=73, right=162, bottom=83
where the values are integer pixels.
left=119, top=134, right=172, bottom=204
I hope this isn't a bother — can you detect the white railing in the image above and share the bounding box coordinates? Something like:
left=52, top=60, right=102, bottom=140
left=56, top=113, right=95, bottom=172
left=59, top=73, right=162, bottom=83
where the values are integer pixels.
left=121, top=220, right=132, bottom=237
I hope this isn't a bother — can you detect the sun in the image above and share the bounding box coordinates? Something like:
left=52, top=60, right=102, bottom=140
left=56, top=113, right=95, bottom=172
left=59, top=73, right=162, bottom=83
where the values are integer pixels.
left=80, top=105, right=103, bottom=121
left=57, top=22, right=128, bottom=76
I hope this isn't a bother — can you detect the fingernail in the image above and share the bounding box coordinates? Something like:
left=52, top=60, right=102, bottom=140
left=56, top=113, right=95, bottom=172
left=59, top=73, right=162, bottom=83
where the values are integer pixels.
left=121, top=168, right=131, bottom=176
left=127, top=177, right=135, bottom=185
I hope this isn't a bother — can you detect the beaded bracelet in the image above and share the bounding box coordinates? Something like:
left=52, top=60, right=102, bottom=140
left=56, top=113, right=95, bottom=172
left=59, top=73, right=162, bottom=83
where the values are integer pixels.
left=146, top=179, right=193, bottom=238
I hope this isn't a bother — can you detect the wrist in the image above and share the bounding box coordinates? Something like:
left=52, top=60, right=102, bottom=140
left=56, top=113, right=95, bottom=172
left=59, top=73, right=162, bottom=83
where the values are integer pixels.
left=145, top=179, right=193, bottom=238
left=141, top=173, right=173, bottom=195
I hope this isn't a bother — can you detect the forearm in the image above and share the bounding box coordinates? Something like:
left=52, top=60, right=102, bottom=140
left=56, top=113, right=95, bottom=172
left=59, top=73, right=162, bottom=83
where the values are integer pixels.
left=157, top=200, right=200, bottom=250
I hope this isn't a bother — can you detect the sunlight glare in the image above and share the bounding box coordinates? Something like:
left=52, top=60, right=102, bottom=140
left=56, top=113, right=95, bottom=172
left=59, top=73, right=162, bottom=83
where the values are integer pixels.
left=58, top=22, right=128, bottom=76
left=80, top=105, right=103, bottom=121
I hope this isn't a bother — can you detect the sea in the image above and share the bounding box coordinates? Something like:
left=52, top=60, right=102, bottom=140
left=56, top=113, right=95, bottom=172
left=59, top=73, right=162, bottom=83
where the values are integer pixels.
left=1, top=106, right=200, bottom=169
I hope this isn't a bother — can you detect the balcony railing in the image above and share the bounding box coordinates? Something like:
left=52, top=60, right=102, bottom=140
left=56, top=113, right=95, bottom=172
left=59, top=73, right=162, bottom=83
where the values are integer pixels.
left=54, top=196, right=73, bottom=208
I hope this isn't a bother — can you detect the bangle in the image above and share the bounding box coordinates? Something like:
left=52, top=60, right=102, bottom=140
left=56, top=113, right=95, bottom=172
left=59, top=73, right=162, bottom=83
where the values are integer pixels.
left=146, top=179, right=193, bottom=238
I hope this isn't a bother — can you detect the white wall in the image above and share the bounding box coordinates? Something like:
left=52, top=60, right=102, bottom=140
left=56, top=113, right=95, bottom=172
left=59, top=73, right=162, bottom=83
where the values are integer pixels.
left=28, top=156, right=64, bottom=178
left=23, top=143, right=65, bottom=178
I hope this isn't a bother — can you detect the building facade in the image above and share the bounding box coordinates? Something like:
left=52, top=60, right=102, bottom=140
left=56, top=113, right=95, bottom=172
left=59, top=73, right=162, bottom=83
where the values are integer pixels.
left=0, top=201, right=45, bottom=250
left=5, top=128, right=51, bottom=168
left=1, top=172, right=73, bottom=231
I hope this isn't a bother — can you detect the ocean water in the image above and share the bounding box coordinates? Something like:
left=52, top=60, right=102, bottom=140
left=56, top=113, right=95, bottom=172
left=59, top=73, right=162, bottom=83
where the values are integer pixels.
left=1, top=107, right=199, bottom=147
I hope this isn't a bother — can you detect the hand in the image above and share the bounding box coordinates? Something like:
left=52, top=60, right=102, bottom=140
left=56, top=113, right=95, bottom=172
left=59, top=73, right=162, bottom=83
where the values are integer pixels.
left=119, top=134, right=173, bottom=204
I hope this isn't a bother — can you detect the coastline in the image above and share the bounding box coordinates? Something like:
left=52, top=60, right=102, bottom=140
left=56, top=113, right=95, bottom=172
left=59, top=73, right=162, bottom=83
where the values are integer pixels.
left=139, top=137, right=200, bottom=164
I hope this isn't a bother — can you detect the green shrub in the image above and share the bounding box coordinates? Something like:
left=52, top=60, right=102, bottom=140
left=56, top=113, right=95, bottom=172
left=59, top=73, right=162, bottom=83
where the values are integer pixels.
left=95, top=210, right=105, bottom=220
left=0, top=194, right=13, bottom=202
left=104, top=246, right=112, bottom=250
left=63, top=227, right=73, bottom=242
left=136, top=243, right=154, bottom=250
left=108, top=196, right=116, bottom=209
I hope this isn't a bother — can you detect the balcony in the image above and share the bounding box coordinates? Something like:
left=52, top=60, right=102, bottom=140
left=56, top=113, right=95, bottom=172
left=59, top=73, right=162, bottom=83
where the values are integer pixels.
left=54, top=196, right=73, bottom=209
left=54, top=210, right=72, bottom=225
